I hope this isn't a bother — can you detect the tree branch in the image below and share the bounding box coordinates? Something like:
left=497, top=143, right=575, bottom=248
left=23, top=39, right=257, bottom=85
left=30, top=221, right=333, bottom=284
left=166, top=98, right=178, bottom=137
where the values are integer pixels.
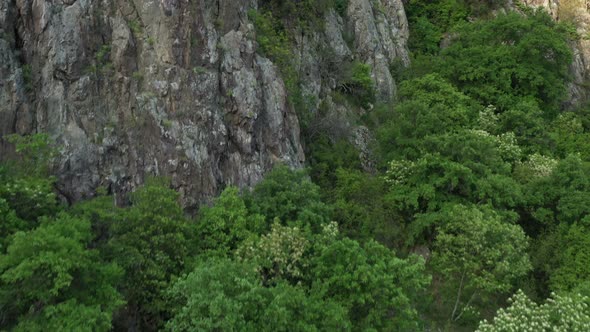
left=451, top=270, right=466, bottom=321
left=454, top=291, right=477, bottom=322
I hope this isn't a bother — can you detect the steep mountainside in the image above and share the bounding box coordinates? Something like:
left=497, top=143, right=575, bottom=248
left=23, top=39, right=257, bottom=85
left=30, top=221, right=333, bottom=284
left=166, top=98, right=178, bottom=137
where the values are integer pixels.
left=3, top=2, right=590, bottom=331
left=0, top=0, right=408, bottom=208
left=3, top=0, right=590, bottom=209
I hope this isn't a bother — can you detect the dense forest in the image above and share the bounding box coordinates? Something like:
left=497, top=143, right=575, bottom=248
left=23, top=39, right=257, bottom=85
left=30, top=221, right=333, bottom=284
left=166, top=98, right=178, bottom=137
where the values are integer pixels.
left=2, top=0, right=590, bottom=331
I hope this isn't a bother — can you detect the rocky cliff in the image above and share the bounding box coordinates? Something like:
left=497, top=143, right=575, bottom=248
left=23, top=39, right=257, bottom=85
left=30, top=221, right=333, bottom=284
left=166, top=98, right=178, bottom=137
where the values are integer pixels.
left=0, top=0, right=409, bottom=209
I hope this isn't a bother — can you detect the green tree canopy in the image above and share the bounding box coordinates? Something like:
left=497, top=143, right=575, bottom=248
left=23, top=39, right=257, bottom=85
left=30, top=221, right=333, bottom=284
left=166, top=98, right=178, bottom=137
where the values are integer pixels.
left=166, top=259, right=349, bottom=332
left=196, top=186, right=264, bottom=257
left=437, top=11, right=572, bottom=113
left=430, top=205, right=531, bottom=323
left=246, top=165, right=331, bottom=232
left=0, top=134, right=59, bottom=225
left=0, top=213, right=123, bottom=331
left=309, top=238, right=430, bottom=331
left=385, top=128, right=523, bottom=245
left=523, top=154, right=590, bottom=228
left=377, top=74, right=478, bottom=161
left=105, top=178, right=196, bottom=331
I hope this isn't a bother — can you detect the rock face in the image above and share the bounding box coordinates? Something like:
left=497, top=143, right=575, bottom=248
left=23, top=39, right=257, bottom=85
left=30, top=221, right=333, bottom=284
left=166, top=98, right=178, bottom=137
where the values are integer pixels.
left=0, top=0, right=410, bottom=208
left=297, top=0, right=409, bottom=104
left=294, top=0, right=410, bottom=172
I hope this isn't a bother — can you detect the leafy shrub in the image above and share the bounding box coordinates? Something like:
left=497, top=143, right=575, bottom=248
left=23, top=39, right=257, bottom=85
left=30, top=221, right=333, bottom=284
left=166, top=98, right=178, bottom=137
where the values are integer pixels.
left=246, top=165, right=331, bottom=232
left=21, top=64, right=33, bottom=91
left=337, top=61, right=375, bottom=108
left=436, top=11, right=572, bottom=113
left=166, top=259, right=349, bottom=331
left=0, top=213, right=123, bottom=331
left=405, top=0, right=469, bottom=54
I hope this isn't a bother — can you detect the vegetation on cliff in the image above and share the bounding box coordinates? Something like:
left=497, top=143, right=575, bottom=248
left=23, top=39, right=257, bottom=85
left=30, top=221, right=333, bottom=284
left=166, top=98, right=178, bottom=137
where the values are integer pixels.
left=2, top=1, right=590, bottom=331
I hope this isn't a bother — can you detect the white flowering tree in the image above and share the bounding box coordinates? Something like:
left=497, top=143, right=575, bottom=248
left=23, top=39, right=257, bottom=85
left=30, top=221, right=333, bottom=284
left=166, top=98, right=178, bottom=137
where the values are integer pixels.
left=237, top=220, right=309, bottom=283
left=477, top=290, right=590, bottom=332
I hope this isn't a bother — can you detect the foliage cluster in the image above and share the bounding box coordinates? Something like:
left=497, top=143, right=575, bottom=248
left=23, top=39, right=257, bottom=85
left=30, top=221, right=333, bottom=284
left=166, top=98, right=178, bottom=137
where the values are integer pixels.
left=336, top=61, right=376, bottom=108
left=406, top=0, right=507, bottom=54
left=437, top=12, right=572, bottom=113
left=308, top=7, right=589, bottom=331
left=87, top=44, right=113, bottom=75
left=258, top=0, right=349, bottom=29
left=0, top=142, right=429, bottom=330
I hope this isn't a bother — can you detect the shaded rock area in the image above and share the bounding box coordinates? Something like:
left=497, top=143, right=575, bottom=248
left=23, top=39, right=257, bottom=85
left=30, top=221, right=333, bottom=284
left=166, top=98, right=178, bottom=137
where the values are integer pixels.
left=0, top=0, right=410, bottom=209
left=293, top=0, right=410, bottom=173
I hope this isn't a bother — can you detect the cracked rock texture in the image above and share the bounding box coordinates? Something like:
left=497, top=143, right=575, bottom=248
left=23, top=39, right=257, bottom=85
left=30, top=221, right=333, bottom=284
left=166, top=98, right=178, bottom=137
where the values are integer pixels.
left=0, top=0, right=410, bottom=208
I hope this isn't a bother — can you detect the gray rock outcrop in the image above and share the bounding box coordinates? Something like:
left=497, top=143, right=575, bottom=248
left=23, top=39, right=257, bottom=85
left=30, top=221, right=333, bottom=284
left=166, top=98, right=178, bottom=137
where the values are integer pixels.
left=0, top=0, right=410, bottom=208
